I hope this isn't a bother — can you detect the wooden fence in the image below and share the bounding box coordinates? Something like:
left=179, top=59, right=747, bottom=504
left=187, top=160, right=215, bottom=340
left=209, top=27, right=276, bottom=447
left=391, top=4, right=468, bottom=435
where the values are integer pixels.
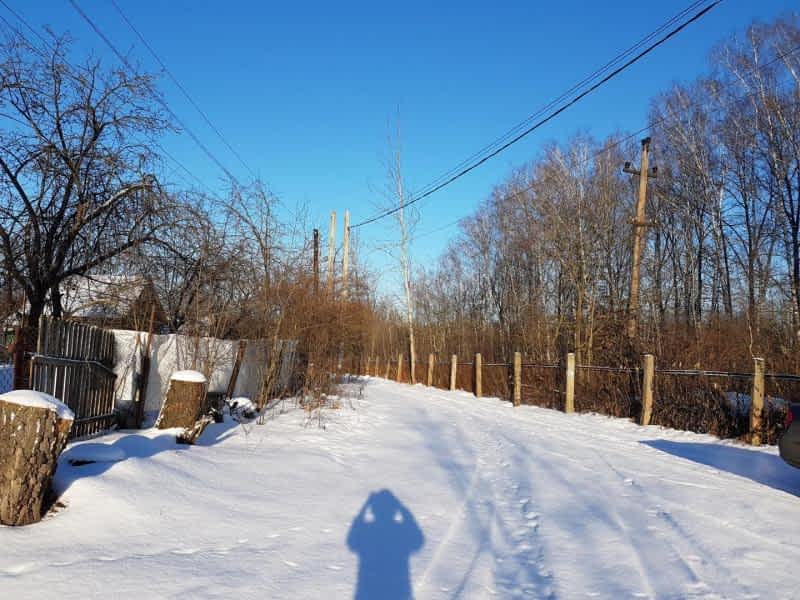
left=360, top=351, right=800, bottom=447
left=30, top=317, right=116, bottom=439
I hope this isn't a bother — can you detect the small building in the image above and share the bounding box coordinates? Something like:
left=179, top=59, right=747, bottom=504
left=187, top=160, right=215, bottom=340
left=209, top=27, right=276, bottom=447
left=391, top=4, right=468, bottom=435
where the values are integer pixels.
left=61, top=274, right=168, bottom=332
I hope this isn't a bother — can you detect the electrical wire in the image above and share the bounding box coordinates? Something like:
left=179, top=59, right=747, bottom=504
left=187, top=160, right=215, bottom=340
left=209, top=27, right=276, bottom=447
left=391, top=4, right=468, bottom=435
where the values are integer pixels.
left=68, top=0, right=241, bottom=185
left=108, top=0, right=258, bottom=181
left=409, top=0, right=715, bottom=202
left=409, top=43, right=800, bottom=244
left=352, top=1, right=722, bottom=229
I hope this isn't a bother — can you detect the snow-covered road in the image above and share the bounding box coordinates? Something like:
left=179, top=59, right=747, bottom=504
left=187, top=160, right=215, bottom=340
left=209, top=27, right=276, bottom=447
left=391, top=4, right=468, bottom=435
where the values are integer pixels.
left=3, top=377, right=800, bottom=599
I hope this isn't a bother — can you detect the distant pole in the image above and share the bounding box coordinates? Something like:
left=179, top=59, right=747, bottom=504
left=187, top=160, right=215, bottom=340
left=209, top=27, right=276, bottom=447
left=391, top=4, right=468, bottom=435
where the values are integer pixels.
left=327, top=211, right=336, bottom=295
left=342, top=210, right=350, bottom=300
left=312, top=228, right=320, bottom=293
left=623, top=137, right=657, bottom=341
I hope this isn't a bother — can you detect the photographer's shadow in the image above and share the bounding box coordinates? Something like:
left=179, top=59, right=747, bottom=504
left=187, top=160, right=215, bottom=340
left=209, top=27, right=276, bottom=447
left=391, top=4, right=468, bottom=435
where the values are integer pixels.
left=347, top=489, right=424, bottom=600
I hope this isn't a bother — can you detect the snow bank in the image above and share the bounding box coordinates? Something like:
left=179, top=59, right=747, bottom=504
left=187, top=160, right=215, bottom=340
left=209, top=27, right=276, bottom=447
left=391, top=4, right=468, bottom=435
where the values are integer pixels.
left=0, top=389, right=74, bottom=420
left=63, top=442, right=126, bottom=464
left=170, top=370, right=207, bottom=384
left=2, top=379, right=799, bottom=598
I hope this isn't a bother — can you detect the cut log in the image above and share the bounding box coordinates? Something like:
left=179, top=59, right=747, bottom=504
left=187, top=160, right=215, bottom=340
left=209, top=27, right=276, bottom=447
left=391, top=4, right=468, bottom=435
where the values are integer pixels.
left=176, top=415, right=214, bottom=445
left=0, top=390, right=74, bottom=526
left=155, top=370, right=208, bottom=429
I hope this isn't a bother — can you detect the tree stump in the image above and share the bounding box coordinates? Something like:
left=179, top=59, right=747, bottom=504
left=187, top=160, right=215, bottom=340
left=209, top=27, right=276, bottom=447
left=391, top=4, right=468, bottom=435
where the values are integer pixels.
left=0, top=390, right=74, bottom=526
left=155, top=370, right=208, bottom=429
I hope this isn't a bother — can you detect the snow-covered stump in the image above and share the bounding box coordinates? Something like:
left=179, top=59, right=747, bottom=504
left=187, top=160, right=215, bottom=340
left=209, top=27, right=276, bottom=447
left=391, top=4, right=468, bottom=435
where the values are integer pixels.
left=0, top=390, right=74, bottom=526
left=155, top=370, right=208, bottom=430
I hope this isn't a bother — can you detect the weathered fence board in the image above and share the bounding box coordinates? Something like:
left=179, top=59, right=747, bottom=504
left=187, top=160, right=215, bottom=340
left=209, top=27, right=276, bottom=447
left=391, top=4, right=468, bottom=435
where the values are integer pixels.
left=30, top=317, right=116, bottom=439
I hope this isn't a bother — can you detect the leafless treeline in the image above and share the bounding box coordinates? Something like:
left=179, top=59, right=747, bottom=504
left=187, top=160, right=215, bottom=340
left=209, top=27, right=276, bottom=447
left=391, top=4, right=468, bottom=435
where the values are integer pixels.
left=375, top=16, right=800, bottom=373
left=0, top=31, right=374, bottom=385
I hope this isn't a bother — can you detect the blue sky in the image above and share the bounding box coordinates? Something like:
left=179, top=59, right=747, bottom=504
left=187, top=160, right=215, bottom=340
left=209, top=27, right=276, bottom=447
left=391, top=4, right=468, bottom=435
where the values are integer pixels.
left=5, top=0, right=798, bottom=295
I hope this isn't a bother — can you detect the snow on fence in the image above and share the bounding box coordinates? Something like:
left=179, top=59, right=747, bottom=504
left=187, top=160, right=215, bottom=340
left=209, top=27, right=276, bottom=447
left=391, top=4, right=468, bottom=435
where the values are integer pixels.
left=359, top=351, right=800, bottom=446
left=112, top=330, right=297, bottom=426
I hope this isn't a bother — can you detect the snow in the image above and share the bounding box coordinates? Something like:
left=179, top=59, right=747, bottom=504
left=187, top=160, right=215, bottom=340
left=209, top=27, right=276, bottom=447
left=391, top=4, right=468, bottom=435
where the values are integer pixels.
left=229, top=396, right=256, bottom=412
left=2, top=378, right=800, bottom=598
left=0, top=389, right=74, bottom=420
left=61, top=442, right=127, bottom=464
left=169, top=369, right=207, bottom=383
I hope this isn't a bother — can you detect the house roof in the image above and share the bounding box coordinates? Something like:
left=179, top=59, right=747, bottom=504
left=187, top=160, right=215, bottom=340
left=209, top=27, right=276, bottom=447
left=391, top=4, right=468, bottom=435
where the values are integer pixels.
left=62, top=274, right=150, bottom=320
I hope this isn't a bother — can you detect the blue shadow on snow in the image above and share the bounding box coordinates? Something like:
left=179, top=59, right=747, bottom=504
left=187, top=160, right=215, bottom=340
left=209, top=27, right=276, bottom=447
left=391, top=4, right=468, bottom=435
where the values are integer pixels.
left=642, top=439, right=800, bottom=496
left=347, top=489, right=424, bottom=600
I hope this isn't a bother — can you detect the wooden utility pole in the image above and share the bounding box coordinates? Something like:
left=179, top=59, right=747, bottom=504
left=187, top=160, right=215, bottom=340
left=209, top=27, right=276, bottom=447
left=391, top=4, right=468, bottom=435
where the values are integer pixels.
left=312, top=228, right=320, bottom=293
left=623, top=137, right=657, bottom=341
left=342, top=210, right=350, bottom=300
left=327, top=211, right=336, bottom=295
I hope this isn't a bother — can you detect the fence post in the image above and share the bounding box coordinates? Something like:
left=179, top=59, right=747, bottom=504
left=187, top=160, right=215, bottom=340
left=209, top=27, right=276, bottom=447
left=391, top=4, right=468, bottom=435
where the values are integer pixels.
left=427, top=354, right=434, bottom=387
left=384, top=358, right=390, bottom=380
left=397, top=353, right=404, bottom=382
left=565, top=352, right=575, bottom=413
left=474, top=353, right=482, bottom=397
left=513, top=352, right=521, bottom=406
left=450, top=354, right=457, bottom=391
left=750, top=357, right=765, bottom=446
left=641, top=353, right=654, bottom=426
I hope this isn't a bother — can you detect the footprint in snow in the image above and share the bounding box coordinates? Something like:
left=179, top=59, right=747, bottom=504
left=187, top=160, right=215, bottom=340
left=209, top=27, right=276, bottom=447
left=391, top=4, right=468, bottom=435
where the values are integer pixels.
left=283, top=560, right=299, bottom=568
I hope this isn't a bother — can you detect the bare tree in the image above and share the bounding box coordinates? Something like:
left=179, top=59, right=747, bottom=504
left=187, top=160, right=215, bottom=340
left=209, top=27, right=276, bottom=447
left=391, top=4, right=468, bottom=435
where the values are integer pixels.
left=0, top=33, right=172, bottom=375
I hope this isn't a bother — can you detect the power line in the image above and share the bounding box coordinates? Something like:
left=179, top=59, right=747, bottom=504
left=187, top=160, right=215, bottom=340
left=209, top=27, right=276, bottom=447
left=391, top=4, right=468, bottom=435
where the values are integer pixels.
left=108, top=0, right=258, bottom=181
left=67, top=0, right=241, bottom=185
left=352, top=0, right=721, bottom=229
left=410, top=42, right=800, bottom=245
left=0, top=0, right=50, bottom=46
left=409, top=0, right=715, bottom=202
left=0, top=3, right=220, bottom=198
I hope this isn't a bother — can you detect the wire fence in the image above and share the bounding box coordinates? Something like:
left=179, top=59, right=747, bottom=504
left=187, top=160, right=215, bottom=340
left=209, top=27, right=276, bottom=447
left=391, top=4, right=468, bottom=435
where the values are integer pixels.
left=0, top=363, right=12, bottom=395
left=359, top=352, right=800, bottom=445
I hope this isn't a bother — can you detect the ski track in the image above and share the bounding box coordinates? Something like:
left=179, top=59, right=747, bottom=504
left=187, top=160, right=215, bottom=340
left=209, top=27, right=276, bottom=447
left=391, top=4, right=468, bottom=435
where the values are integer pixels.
left=2, top=377, right=800, bottom=599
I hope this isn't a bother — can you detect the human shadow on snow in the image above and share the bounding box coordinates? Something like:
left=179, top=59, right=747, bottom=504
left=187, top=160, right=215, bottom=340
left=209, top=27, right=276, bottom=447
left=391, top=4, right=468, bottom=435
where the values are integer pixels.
left=347, top=489, right=424, bottom=600
left=642, top=439, right=800, bottom=496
